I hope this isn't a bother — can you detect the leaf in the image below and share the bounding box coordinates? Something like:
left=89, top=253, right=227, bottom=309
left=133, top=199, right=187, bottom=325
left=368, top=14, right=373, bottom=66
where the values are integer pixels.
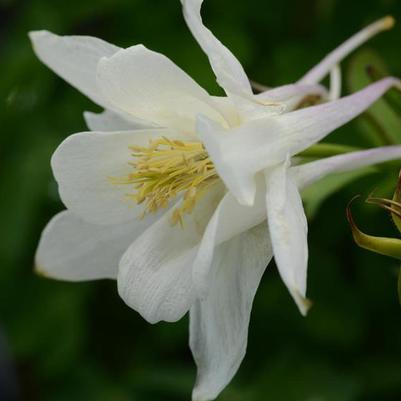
left=348, top=49, right=401, bottom=145
left=302, top=168, right=375, bottom=219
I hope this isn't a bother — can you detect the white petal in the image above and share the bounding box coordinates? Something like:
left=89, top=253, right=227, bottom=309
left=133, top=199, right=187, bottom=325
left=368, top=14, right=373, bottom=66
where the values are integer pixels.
left=196, top=116, right=259, bottom=206
left=181, top=0, right=252, bottom=98
left=35, top=210, right=154, bottom=281
left=190, top=224, right=272, bottom=401
left=84, top=110, right=151, bottom=132
left=51, top=129, right=176, bottom=225
left=192, top=175, right=267, bottom=296
left=96, top=45, right=227, bottom=133
left=299, top=16, right=394, bottom=84
left=198, top=77, right=401, bottom=206
left=292, top=145, right=401, bottom=190
left=117, top=185, right=224, bottom=324
left=210, top=96, right=241, bottom=127
left=265, top=160, right=310, bottom=315
left=29, top=30, right=119, bottom=108
left=180, top=0, right=285, bottom=120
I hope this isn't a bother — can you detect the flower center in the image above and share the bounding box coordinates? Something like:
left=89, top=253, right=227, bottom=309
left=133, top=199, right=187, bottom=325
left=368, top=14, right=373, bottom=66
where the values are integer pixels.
left=113, top=137, right=219, bottom=225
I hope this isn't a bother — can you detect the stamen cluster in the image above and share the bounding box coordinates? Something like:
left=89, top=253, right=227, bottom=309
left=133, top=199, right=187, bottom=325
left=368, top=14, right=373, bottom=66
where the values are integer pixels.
left=114, top=138, right=219, bottom=225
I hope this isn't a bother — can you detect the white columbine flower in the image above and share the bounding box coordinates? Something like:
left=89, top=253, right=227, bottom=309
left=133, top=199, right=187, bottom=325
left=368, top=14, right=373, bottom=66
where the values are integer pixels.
left=31, top=0, right=401, bottom=400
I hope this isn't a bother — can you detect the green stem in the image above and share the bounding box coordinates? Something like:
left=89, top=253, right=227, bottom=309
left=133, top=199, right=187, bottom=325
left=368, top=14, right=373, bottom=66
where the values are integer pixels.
left=298, top=143, right=360, bottom=158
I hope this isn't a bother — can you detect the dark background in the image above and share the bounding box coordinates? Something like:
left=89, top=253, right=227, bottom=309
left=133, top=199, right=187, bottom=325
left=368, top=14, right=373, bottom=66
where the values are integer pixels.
left=1, top=0, right=401, bottom=400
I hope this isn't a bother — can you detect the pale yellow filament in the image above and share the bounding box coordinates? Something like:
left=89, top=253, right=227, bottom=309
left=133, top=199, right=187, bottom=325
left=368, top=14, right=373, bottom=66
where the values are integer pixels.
left=112, top=137, right=219, bottom=226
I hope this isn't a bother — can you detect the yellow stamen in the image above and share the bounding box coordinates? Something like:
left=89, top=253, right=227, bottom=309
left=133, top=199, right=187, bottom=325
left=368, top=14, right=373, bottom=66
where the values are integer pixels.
left=111, top=137, right=219, bottom=225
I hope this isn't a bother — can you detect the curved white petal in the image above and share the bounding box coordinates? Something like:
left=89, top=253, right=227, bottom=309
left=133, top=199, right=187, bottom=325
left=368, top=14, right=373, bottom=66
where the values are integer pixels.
left=299, top=16, right=394, bottom=84
left=190, top=224, right=272, bottom=401
left=265, top=160, right=310, bottom=315
left=35, top=210, right=155, bottom=281
left=51, top=129, right=176, bottom=225
left=192, top=175, right=267, bottom=296
left=84, top=110, right=152, bottom=132
left=96, top=45, right=227, bottom=133
left=117, top=185, right=223, bottom=324
left=210, top=96, right=240, bottom=127
left=181, top=0, right=252, bottom=98
left=196, top=116, right=260, bottom=206
left=199, top=77, right=401, bottom=206
left=292, top=145, right=401, bottom=190
left=29, top=30, right=119, bottom=108
left=180, top=0, right=285, bottom=120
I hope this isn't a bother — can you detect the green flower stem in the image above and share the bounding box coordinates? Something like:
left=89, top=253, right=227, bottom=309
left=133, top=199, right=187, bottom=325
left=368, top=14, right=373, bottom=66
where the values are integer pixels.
left=298, top=143, right=360, bottom=158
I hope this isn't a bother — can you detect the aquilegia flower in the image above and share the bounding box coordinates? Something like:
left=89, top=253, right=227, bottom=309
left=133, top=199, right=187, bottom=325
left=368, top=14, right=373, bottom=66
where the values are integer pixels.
left=31, top=0, right=401, bottom=399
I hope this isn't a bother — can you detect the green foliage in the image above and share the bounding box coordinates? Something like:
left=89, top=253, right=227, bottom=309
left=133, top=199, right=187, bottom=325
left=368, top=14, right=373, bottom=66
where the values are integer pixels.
left=348, top=49, right=401, bottom=145
left=1, top=0, right=401, bottom=400
left=302, top=168, right=375, bottom=219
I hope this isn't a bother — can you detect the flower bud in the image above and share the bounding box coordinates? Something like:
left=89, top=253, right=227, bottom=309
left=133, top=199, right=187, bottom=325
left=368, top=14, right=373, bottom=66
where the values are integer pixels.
left=346, top=199, right=401, bottom=260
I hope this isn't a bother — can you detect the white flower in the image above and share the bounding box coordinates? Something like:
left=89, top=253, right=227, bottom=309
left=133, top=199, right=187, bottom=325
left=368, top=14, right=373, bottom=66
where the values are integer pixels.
left=31, top=1, right=401, bottom=400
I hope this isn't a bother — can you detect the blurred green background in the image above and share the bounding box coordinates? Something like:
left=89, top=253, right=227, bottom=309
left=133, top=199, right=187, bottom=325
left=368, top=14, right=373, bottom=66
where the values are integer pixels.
left=2, top=0, right=401, bottom=400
